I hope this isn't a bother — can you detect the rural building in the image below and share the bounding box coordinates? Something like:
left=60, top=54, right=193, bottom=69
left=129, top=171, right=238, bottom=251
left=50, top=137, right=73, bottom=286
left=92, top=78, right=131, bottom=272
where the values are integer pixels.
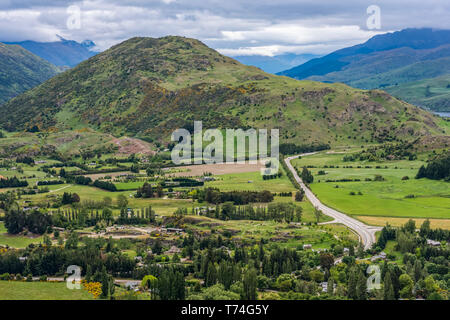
left=426, top=239, right=441, bottom=246
left=370, top=252, right=387, bottom=262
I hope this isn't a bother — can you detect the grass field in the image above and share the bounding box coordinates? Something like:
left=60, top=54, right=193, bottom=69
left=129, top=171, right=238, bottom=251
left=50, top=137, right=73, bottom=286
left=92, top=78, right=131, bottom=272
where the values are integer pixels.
left=205, top=170, right=296, bottom=192
left=292, top=152, right=450, bottom=219
left=356, top=216, right=450, bottom=230
left=0, top=281, right=93, bottom=300
left=0, top=223, right=43, bottom=248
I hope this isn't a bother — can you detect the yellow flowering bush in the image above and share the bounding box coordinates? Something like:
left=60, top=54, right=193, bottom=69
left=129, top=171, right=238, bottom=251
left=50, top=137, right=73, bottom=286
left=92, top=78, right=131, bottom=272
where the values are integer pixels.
left=82, top=280, right=102, bottom=299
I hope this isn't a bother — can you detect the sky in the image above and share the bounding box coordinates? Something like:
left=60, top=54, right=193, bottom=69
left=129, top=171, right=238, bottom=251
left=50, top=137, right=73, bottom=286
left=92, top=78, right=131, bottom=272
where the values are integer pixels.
left=0, top=0, right=449, bottom=56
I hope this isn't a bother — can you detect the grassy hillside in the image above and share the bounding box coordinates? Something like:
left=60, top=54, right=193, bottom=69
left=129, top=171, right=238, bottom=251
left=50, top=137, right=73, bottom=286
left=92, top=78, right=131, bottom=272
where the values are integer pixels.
left=0, top=42, right=59, bottom=104
left=385, top=74, right=450, bottom=112
left=0, top=36, right=448, bottom=148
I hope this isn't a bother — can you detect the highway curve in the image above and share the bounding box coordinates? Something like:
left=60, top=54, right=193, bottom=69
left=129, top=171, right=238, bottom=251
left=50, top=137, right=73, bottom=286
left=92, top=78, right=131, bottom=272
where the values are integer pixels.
left=285, top=153, right=382, bottom=250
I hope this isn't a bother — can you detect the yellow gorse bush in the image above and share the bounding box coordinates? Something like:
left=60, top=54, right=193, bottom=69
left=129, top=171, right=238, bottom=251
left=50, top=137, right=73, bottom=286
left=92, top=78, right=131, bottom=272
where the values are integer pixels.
left=82, top=280, right=102, bottom=299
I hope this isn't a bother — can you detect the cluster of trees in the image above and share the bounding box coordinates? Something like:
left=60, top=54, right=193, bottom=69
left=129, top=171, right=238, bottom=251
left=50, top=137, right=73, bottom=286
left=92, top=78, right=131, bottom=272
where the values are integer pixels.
left=195, top=188, right=273, bottom=205
left=135, top=183, right=163, bottom=198
left=52, top=208, right=113, bottom=228
left=262, top=172, right=282, bottom=180
left=61, top=192, right=80, bottom=205
left=4, top=208, right=52, bottom=234
left=0, top=237, right=136, bottom=280
left=197, top=202, right=302, bottom=223
left=117, top=207, right=156, bottom=225
left=162, top=178, right=204, bottom=188
left=93, top=180, right=117, bottom=191
left=300, top=167, right=314, bottom=184
left=72, top=176, right=92, bottom=185
left=416, top=152, right=450, bottom=180
left=279, top=143, right=330, bottom=155
left=343, top=142, right=418, bottom=162
left=37, top=180, right=65, bottom=186
left=15, top=156, right=35, bottom=165
left=0, top=177, right=28, bottom=188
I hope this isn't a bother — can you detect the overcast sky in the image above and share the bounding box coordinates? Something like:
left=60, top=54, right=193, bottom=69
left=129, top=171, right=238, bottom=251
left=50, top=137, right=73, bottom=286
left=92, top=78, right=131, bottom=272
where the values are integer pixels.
left=0, top=0, right=449, bottom=56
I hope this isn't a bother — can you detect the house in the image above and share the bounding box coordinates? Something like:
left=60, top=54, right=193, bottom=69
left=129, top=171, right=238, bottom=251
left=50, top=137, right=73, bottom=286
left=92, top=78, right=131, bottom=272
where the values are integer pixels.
left=124, top=281, right=140, bottom=291
left=370, top=252, right=387, bottom=262
left=426, top=239, right=441, bottom=247
left=23, top=206, right=39, bottom=212
left=167, top=246, right=181, bottom=254
left=162, top=227, right=184, bottom=234
left=303, top=244, right=312, bottom=250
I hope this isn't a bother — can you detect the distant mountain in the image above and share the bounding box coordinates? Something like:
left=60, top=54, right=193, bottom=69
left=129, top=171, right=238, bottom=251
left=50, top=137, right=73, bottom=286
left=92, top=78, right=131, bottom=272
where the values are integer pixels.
left=1, top=36, right=447, bottom=148
left=278, top=29, right=450, bottom=111
left=0, top=42, right=59, bottom=104
left=233, top=53, right=320, bottom=74
left=5, top=37, right=98, bottom=67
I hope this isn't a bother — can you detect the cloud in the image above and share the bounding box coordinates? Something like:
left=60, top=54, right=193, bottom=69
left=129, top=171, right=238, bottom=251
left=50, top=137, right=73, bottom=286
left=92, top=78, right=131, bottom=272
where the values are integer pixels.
left=0, top=0, right=449, bottom=55
left=217, top=43, right=363, bottom=57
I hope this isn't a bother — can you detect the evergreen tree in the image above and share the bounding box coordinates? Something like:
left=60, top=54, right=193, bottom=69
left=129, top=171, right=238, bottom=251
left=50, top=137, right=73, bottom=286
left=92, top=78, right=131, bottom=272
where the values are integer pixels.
left=356, top=270, right=367, bottom=300
left=347, top=267, right=357, bottom=299
left=383, top=271, right=395, bottom=300
left=242, top=268, right=257, bottom=300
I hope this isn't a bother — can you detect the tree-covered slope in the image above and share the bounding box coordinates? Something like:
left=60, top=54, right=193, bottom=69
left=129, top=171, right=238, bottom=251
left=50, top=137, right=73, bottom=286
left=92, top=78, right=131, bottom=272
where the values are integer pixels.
left=0, top=42, right=60, bottom=105
left=0, top=36, right=448, bottom=147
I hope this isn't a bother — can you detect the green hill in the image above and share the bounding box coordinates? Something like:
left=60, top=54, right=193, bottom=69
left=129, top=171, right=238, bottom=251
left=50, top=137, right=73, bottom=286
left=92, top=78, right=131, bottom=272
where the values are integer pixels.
left=0, top=42, right=60, bottom=104
left=0, top=36, right=448, bottom=148
left=384, top=74, right=450, bottom=112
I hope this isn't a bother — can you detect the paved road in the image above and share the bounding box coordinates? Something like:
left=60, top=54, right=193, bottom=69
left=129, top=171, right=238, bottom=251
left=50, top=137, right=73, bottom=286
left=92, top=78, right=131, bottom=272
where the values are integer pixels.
left=285, top=153, right=382, bottom=250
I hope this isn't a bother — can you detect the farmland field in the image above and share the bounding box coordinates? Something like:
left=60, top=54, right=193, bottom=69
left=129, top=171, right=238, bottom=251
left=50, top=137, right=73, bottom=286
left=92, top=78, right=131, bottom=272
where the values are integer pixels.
left=0, top=222, right=43, bottom=248
left=167, top=163, right=264, bottom=177
left=205, top=170, right=296, bottom=192
left=0, top=281, right=93, bottom=300
left=356, top=216, right=450, bottom=230
left=292, top=152, right=450, bottom=219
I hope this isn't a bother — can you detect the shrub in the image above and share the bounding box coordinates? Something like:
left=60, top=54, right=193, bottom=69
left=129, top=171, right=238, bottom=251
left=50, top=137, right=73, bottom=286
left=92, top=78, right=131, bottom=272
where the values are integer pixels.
left=0, top=273, right=10, bottom=281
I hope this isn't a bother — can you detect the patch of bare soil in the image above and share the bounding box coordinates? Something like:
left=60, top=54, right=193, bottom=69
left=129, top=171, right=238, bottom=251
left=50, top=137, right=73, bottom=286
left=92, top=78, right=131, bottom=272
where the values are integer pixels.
left=112, top=137, right=155, bottom=155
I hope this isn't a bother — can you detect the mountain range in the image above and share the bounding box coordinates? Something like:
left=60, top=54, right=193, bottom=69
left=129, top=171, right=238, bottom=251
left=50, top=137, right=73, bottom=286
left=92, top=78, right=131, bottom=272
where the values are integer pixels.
left=0, top=36, right=447, bottom=149
left=278, top=28, right=450, bottom=112
left=5, top=36, right=98, bottom=67
left=232, top=53, right=320, bottom=74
